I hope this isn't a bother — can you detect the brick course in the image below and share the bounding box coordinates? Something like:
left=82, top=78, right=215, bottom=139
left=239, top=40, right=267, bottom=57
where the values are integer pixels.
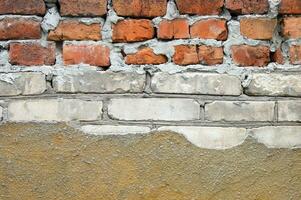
left=0, top=18, right=41, bottom=40
left=63, top=44, right=110, bottom=67
left=0, top=0, right=46, bottom=15
left=0, top=0, right=300, bottom=134
left=9, top=42, right=56, bottom=66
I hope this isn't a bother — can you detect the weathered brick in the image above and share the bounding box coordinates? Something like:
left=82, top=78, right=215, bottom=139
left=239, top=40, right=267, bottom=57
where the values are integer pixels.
left=108, top=98, right=200, bottom=121
left=0, top=17, right=41, bottom=40
left=278, top=101, right=301, bottom=122
left=283, top=17, right=301, bottom=39
left=112, top=20, right=154, bottom=43
left=9, top=42, right=56, bottom=66
left=250, top=126, right=301, bottom=148
left=151, top=72, right=242, bottom=96
left=279, top=0, right=301, bottom=14
left=173, top=45, right=199, bottom=65
left=198, top=46, right=223, bottom=65
left=113, top=0, right=167, bottom=17
left=289, top=45, right=301, bottom=64
left=231, top=45, right=270, bottom=67
left=205, top=101, right=275, bottom=122
left=48, top=20, right=101, bottom=41
left=158, top=19, right=190, bottom=40
left=8, top=99, right=103, bottom=122
left=63, top=44, right=110, bottom=67
left=175, top=0, right=224, bottom=15
left=0, top=0, right=46, bottom=15
left=59, top=0, right=107, bottom=16
left=190, top=19, right=228, bottom=41
left=53, top=71, right=145, bottom=93
left=245, top=73, right=301, bottom=97
left=125, top=47, right=167, bottom=65
left=0, top=73, right=46, bottom=96
left=81, top=125, right=151, bottom=135
left=271, top=48, right=284, bottom=64
left=225, top=0, right=269, bottom=14
left=240, top=18, right=277, bottom=40
left=158, top=126, right=247, bottom=149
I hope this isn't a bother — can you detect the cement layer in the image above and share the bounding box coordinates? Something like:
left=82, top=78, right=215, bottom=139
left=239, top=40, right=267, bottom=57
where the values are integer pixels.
left=0, top=123, right=300, bottom=200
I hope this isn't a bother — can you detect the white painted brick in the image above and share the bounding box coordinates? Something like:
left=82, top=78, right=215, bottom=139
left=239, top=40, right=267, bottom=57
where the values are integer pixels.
left=81, top=125, right=151, bottom=135
left=246, top=73, right=301, bottom=96
left=205, top=101, right=275, bottom=122
left=158, top=126, right=247, bottom=149
left=250, top=126, right=301, bottom=148
left=0, top=73, right=46, bottom=96
left=8, top=99, right=102, bottom=122
left=151, top=72, right=242, bottom=96
left=53, top=71, right=145, bottom=93
left=108, top=98, right=200, bottom=121
left=278, top=101, right=301, bottom=122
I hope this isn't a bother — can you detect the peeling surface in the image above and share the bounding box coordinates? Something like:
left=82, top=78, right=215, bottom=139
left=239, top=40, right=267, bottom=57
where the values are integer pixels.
left=0, top=123, right=301, bottom=200
left=158, top=126, right=248, bottom=149
left=250, top=126, right=301, bottom=148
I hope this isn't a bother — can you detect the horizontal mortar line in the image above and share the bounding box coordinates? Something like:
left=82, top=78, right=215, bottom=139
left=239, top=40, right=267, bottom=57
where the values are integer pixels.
left=77, top=120, right=301, bottom=128
left=1, top=93, right=301, bottom=101
left=1, top=67, right=301, bottom=74
left=2, top=121, right=300, bottom=129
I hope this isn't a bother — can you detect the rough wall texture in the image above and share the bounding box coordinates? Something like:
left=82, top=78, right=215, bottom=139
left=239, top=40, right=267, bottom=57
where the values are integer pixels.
left=1, top=123, right=301, bottom=200
left=0, top=0, right=301, bottom=199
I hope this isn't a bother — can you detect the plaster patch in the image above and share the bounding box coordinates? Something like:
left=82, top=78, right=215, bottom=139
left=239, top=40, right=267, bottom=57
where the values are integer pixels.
left=0, top=73, right=15, bottom=84
left=163, top=0, right=179, bottom=20
left=41, top=7, right=60, bottom=32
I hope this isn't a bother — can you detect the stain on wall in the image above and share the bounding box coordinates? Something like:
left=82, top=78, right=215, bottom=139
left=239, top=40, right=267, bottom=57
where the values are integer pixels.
left=0, top=123, right=300, bottom=200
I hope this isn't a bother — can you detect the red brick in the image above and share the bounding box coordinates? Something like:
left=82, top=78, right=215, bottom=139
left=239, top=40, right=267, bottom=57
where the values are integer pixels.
left=231, top=45, right=270, bottom=67
left=0, top=0, right=46, bottom=15
left=113, top=0, right=167, bottom=18
left=173, top=45, right=199, bottom=66
left=289, top=45, right=301, bottom=65
left=225, top=0, right=269, bottom=14
left=240, top=18, right=277, bottom=40
left=198, top=46, right=223, bottom=65
left=125, top=47, right=167, bottom=65
left=48, top=20, right=101, bottom=41
left=0, top=18, right=41, bottom=40
left=112, top=19, right=154, bottom=43
left=60, top=0, right=107, bottom=16
left=158, top=19, right=190, bottom=40
left=175, top=0, right=224, bottom=15
left=279, top=0, right=301, bottom=14
left=63, top=44, right=110, bottom=67
left=282, top=17, right=301, bottom=39
left=190, top=19, right=228, bottom=41
left=271, top=48, right=284, bottom=64
left=9, top=42, right=56, bottom=66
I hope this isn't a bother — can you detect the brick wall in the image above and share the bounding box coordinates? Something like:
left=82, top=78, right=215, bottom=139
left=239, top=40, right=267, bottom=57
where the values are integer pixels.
left=0, top=0, right=301, bottom=149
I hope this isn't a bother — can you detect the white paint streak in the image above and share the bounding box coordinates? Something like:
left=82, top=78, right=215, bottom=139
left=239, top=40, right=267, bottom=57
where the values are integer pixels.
left=81, top=125, right=151, bottom=135
left=79, top=125, right=301, bottom=150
